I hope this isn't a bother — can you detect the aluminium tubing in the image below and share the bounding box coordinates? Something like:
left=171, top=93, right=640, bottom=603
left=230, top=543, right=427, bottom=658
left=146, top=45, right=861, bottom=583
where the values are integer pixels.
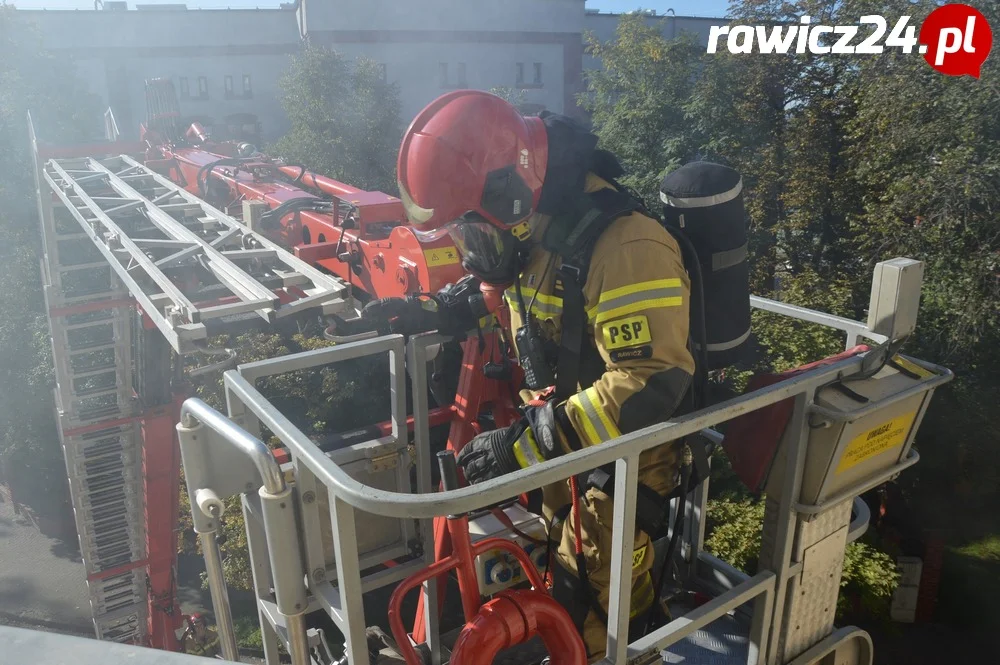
left=180, top=397, right=284, bottom=495
left=449, top=590, right=587, bottom=665
left=199, top=530, right=240, bottom=662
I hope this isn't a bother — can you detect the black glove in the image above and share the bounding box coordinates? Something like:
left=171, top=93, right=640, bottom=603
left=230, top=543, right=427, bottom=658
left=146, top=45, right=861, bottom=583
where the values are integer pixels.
left=361, top=289, right=483, bottom=338
left=456, top=424, right=524, bottom=485
left=457, top=402, right=566, bottom=485
left=361, top=296, right=438, bottom=336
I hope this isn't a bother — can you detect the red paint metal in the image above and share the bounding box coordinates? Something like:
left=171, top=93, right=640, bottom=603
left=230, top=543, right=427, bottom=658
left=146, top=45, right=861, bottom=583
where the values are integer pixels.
left=450, top=591, right=587, bottom=665
left=144, top=144, right=466, bottom=298
left=139, top=397, right=184, bottom=651
left=389, top=512, right=575, bottom=665
left=412, top=330, right=523, bottom=643
left=62, top=415, right=140, bottom=438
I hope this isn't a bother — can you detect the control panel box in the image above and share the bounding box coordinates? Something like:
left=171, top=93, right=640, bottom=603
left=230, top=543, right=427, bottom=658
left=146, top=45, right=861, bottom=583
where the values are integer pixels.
left=467, top=504, right=548, bottom=595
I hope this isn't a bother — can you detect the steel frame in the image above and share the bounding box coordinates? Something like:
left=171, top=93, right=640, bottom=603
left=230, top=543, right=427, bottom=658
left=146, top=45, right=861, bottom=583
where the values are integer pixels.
left=30, top=106, right=368, bottom=649
left=177, top=282, right=951, bottom=665
left=41, top=154, right=358, bottom=354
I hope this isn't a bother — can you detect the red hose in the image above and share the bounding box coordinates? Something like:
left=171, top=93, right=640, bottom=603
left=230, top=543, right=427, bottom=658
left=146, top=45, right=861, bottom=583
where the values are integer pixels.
left=450, top=590, right=587, bottom=665
left=277, top=165, right=361, bottom=197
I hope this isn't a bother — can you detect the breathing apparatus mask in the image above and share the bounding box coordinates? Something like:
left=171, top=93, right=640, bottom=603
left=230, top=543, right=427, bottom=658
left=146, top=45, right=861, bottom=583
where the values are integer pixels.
left=414, top=212, right=532, bottom=286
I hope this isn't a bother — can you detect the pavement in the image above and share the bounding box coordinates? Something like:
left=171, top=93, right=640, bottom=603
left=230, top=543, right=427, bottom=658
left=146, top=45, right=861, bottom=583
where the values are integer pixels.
left=0, top=494, right=92, bottom=635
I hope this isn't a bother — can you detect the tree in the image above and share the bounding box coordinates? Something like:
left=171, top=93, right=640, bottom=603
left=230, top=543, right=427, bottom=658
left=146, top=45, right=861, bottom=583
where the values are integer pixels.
left=585, top=0, right=1000, bottom=628
left=0, top=6, right=100, bottom=516
left=270, top=46, right=403, bottom=194
left=582, top=13, right=706, bottom=206
left=840, top=0, right=1000, bottom=514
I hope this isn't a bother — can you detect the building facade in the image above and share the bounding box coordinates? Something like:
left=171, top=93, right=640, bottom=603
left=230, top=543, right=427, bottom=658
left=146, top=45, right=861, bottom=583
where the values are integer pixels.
left=17, top=1, right=724, bottom=143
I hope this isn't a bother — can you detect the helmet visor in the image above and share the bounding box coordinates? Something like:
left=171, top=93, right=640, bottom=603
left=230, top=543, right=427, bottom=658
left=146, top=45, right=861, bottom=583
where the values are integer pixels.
left=448, top=214, right=509, bottom=277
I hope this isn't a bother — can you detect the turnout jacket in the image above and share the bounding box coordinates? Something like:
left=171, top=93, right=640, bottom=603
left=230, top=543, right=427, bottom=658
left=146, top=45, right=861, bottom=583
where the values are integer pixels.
left=507, top=174, right=695, bottom=491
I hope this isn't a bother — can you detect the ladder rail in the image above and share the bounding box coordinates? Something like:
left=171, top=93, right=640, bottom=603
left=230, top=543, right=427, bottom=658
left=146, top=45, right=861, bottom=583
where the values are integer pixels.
left=116, top=154, right=359, bottom=316
left=85, top=157, right=282, bottom=319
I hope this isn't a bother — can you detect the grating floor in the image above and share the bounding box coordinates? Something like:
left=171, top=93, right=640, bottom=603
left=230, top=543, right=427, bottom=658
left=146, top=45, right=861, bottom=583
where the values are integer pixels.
left=661, top=612, right=750, bottom=664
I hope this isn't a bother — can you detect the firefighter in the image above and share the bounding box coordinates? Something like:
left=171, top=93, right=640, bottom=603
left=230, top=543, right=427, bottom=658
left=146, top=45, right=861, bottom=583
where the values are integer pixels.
left=394, top=90, right=694, bottom=661
left=181, top=612, right=220, bottom=658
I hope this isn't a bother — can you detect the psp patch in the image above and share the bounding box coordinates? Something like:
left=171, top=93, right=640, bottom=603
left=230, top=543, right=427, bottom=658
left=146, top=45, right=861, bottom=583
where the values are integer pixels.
left=603, top=315, right=652, bottom=350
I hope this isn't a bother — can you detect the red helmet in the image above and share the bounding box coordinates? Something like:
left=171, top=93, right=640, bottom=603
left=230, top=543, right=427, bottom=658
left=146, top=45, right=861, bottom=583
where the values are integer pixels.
left=397, top=90, right=548, bottom=281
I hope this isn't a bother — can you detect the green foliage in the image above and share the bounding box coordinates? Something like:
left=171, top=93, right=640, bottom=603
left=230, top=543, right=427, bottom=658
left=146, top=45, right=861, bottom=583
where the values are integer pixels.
left=705, top=498, right=900, bottom=620
left=270, top=45, right=403, bottom=194
left=582, top=14, right=706, bottom=205
left=0, top=7, right=100, bottom=515
left=840, top=542, right=900, bottom=618
left=587, top=2, right=1000, bottom=540
left=703, top=497, right=766, bottom=571
left=233, top=613, right=264, bottom=650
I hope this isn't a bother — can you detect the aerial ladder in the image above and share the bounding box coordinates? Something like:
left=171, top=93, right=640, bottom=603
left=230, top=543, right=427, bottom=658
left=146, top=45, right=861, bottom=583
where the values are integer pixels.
left=25, top=82, right=952, bottom=665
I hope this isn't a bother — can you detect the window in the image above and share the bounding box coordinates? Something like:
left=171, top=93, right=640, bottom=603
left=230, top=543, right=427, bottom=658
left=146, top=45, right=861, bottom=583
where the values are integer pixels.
left=439, top=62, right=449, bottom=88
left=457, top=63, right=467, bottom=87
left=224, top=75, right=234, bottom=97
left=197, top=76, right=208, bottom=98
left=243, top=74, right=252, bottom=97
left=178, top=77, right=190, bottom=100
left=516, top=62, right=542, bottom=88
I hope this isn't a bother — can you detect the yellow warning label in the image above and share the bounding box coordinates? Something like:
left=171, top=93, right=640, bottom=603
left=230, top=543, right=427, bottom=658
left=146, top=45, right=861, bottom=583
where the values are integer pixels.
left=836, top=411, right=916, bottom=474
left=891, top=354, right=935, bottom=379
left=632, top=545, right=647, bottom=569
left=423, top=247, right=460, bottom=268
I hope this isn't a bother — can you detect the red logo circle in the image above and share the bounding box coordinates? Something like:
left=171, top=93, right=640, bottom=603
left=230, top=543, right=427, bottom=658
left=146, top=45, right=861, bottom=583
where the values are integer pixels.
left=919, top=3, right=993, bottom=78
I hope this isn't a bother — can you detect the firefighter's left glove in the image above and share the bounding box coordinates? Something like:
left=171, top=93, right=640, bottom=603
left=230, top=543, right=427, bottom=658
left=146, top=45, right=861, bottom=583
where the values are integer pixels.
left=457, top=402, right=564, bottom=485
left=361, top=296, right=438, bottom=336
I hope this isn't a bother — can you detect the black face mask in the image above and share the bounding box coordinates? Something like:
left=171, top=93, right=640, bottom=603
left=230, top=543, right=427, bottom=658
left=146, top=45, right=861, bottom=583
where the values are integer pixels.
left=450, top=219, right=527, bottom=285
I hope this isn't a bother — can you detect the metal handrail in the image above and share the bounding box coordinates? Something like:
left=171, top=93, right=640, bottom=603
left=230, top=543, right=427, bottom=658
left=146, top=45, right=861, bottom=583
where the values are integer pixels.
left=181, top=398, right=284, bottom=495
left=750, top=296, right=887, bottom=346
left=186, top=283, right=949, bottom=665
left=223, top=351, right=891, bottom=520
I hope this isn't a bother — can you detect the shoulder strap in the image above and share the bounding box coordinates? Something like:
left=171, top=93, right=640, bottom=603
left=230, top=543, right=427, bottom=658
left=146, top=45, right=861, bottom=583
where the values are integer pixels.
left=553, top=189, right=642, bottom=401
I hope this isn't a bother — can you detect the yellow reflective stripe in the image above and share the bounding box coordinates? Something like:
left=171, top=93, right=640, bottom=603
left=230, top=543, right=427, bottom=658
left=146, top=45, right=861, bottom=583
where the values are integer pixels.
left=593, top=297, right=683, bottom=324
left=509, top=286, right=563, bottom=307
left=630, top=571, right=654, bottom=617
left=512, top=440, right=532, bottom=469
left=505, top=286, right=564, bottom=318
left=512, top=429, right=543, bottom=467
left=587, top=278, right=684, bottom=323
left=568, top=386, right=621, bottom=446
left=598, top=278, right=682, bottom=303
